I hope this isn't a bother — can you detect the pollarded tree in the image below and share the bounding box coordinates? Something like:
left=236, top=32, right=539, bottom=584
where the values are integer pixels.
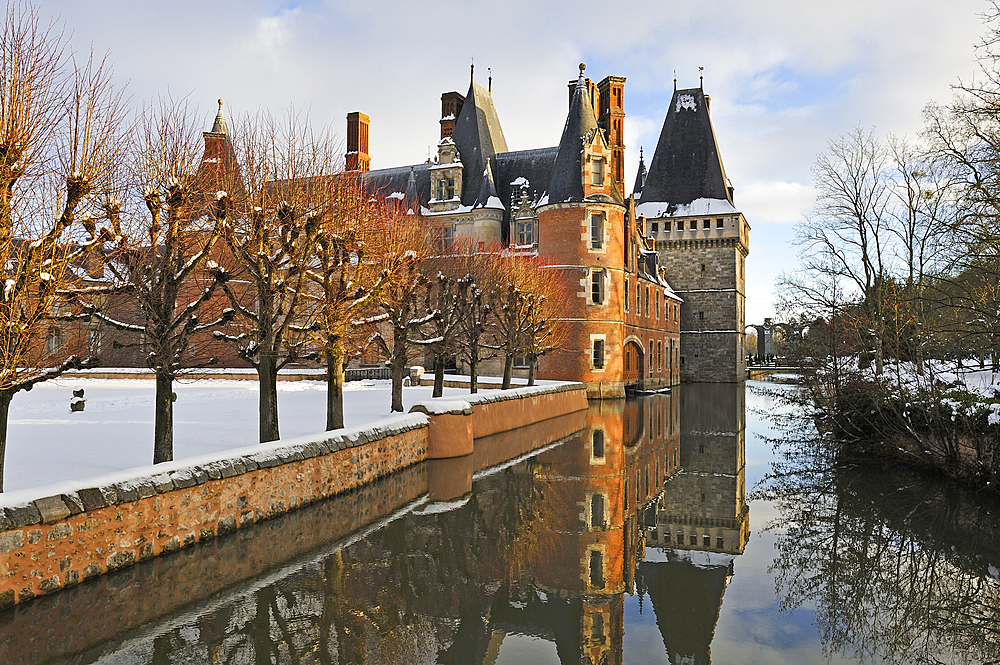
left=78, top=100, right=233, bottom=464
left=215, top=111, right=332, bottom=442
left=363, top=213, right=436, bottom=412
left=299, top=172, right=396, bottom=430
left=0, top=5, right=128, bottom=490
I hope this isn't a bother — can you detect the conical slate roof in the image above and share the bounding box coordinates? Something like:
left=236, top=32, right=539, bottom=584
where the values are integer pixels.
left=633, top=146, right=647, bottom=197
left=472, top=161, right=503, bottom=209
left=451, top=74, right=508, bottom=207
left=639, top=87, right=731, bottom=208
left=544, top=65, right=601, bottom=205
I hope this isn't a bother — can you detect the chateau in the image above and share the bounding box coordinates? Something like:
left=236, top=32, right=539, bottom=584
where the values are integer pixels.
left=352, top=64, right=749, bottom=394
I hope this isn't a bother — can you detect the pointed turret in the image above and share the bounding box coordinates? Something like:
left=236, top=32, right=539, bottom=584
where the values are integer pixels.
left=633, top=147, right=647, bottom=197
left=472, top=162, right=502, bottom=209
left=211, top=99, right=229, bottom=135
left=450, top=73, right=508, bottom=207
left=639, top=87, right=731, bottom=209
left=545, top=63, right=621, bottom=205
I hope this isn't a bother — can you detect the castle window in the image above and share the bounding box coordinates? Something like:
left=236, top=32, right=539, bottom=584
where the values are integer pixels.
left=699, top=311, right=705, bottom=321
left=651, top=222, right=658, bottom=234
left=703, top=219, right=710, bottom=229
left=690, top=220, right=697, bottom=230
left=46, top=327, right=61, bottom=354
left=592, top=612, right=605, bottom=642
left=717, top=217, right=724, bottom=228
left=658, top=341, right=663, bottom=369
left=624, top=279, right=629, bottom=311
left=645, top=286, right=650, bottom=316
left=447, top=178, right=455, bottom=199
left=701, top=263, right=706, bottom=271
left=591, top=269, right=605, bottom=304
left=591, top=213, right=604, bottom=249
left=637, top=285, right=641, bottom=313
left=591, top=493, right=605, bottom=528
left=593, top=429, right=605, bottom=459
left=690, top=534, right=697, bottom=546
left=592, top=338, right=605, bottom=370
left=717, top=536, right=725, bottom=549
left=590, top=550, right=605, bottom=589
left=656, top=292, right=660, bottom=319
left=675, top=304, right=679, bottom=322
left=517, top=221, right=534, bottom=246
left=592, top=157, right=604, bottom=186
left=649, top=340, right=654, bottom=376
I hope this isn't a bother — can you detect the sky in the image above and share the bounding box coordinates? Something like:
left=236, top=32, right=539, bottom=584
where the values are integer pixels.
left=34, top=0, right=989, bottom=323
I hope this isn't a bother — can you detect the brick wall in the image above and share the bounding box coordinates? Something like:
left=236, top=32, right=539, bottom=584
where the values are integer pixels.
left=0, top=415, right=429, bottom=610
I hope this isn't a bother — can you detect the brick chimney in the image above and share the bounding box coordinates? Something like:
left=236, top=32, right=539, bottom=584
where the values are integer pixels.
left=346, top=112, right=370, bottom=172
left=440, top=91, right=465, bottom=140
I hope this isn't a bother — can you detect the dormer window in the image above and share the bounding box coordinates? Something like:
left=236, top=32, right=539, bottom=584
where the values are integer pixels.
left=517, top=220, right=534, bottom=246
left=593, top=158, right=604, bottom=186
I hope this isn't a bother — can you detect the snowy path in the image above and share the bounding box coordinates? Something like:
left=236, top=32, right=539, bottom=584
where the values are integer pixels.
left=3, top=378, right=491, bottom=494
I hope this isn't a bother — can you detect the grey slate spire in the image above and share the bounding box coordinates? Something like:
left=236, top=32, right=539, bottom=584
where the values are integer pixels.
left=451, top=76, right=508, bottom=207
left=639, top=87, right=731, bottom=208
left=472, top=161, right=501, bottom=209
left=211, top=99, right=229, bottom=135
left=404, top=166, right=418, bottom=204
left=633, top=146, right=647, bottom=197
left=543, top=64, right=601, bottom=205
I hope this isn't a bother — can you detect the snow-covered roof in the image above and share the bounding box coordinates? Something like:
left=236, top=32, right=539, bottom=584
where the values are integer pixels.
left=636, top=197, right=738, bottom=219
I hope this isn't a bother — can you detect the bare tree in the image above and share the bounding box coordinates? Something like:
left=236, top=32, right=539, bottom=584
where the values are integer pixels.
left=0, top=4, right=127, bottom=490
left=78, top=100, right=232, bottom=464
left=215, top=111, right=332, bottom=442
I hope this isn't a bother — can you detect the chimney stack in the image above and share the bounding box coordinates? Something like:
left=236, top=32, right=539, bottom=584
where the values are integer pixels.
left=346, top=112, right=370, bottom=172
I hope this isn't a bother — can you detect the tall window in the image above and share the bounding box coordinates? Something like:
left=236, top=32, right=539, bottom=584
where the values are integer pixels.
left=591, top=612, right=605, bottom=642
left=593, top=339, right=605, bottom=369
left=517, top=221, right=533, bottom=246
left=447, top=177, right=455, bottom=199
left=645, top=287, right=650, bottom=316
left=591, top=270, right=604, bottom=304
left=649, top=340, right=654, bottom=376
left=591, top=494, right=605, bottom=528
left=590, top=550, right=605, bottom=589
left=593, top=158, right=604, bottom=185
left=656, top=292, right=660, bottom=319
left=591, top=213, right=604, bottom=249
left=657, top=340, right=663, bottom=369
left=593, top=429, right=605, bottom=458
left=624, top=279, right=629, bottom=311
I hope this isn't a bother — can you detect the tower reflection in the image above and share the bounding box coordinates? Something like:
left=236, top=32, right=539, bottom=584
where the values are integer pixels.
left=639, top=383, right=749, bottom=665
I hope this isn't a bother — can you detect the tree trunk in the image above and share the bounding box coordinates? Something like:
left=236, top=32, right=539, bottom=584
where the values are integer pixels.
left=469, top=340, right=479, bottom=394
left=259, top=353, right=280, bottom=442
left=433, top=354, right=445, bottom=398
left=527, top=355, right=537, bottom=386
left=0, top=389, right=12, bottom=492
left=153, top=371, right=174, bottom=464
left=390, top=360, right=406, bottom=412
left=502, top=354, right=514, bottom=390
left=326, top=347, right=345, bottom=431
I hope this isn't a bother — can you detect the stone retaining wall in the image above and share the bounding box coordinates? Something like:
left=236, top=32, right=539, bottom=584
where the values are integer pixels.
left=0, top=382, right=588, bottom=610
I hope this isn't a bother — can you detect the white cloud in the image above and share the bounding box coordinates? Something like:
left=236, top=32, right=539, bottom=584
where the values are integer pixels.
left=737, top=181, right=817, bottom=225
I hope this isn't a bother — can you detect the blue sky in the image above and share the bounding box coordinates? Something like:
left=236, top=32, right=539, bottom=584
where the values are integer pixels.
left=38, top=0, right=987, bottom=323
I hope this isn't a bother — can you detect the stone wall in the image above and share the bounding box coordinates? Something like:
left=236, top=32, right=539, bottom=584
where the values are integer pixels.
left=0, top=382, right=588, bottom=611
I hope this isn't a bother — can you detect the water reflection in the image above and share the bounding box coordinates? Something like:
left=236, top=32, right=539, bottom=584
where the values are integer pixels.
left=0, top=386, right=749, bottom=665
left=759, top=387, right=1000, bottom=665
left=640, top=383, right=749, bottom=665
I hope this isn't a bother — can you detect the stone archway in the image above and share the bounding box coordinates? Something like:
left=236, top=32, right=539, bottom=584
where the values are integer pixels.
left=624, top=339, right=644, bottom=383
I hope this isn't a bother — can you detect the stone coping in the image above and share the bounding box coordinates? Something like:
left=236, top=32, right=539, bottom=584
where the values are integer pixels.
left=0, top=413, right=428, bottom=530
left=408, top=382, right=586, bottom=416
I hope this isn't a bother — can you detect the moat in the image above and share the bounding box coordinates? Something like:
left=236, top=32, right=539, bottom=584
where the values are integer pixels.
left=3, top=381, right=998, bottom=664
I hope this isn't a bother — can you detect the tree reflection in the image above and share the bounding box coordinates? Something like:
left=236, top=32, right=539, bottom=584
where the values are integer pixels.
left=758, top=386, right=1000, bottom=664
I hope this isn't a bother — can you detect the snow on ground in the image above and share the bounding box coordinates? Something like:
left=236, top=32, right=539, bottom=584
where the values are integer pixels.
left=3, top=377, right=498, bottom=494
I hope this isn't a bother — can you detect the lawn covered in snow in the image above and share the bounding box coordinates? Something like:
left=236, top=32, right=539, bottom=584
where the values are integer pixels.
left=3, top=377, right=498, bottom=494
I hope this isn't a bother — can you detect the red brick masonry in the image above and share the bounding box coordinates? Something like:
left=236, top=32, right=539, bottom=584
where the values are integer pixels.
left=0, top=382, right=587, bottom=609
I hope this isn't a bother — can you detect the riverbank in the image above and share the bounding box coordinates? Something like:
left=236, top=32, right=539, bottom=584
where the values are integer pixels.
left=0, top=383, right=587, bottom=609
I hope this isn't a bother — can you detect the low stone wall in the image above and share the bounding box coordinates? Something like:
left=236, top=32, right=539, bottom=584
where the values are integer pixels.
left=0, top=381, right=588, bottom=611
left=0, top=415, right=427, bottom=610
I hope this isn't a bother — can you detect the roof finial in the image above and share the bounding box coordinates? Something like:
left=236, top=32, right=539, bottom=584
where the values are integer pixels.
left=699, top=66, right=704, bottom=89
left=577, top=62, right=586, bottom=88
left=673, top=70, right=677, bottom=91
left=488, top=67, right=492, bottom=93
left=640, top=146, right=644, bottom=160
left=211, top=98, right=228, bottom=135
left=470, top=59, right=474, bottom=84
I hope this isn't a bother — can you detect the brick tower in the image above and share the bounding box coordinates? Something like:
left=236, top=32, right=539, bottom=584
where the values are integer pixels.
left=597, top=76, right=626, bottom=198
left=538, top=64, right=628, bottom=399
left=637, top=84, right=749, bottom=382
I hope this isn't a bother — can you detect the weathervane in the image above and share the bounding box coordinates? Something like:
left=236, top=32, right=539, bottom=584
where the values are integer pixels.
left=699, top=66, right=704, bottom=89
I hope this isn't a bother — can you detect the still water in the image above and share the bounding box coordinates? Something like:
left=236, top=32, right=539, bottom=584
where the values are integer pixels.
left=3, top=381, right=999, bottom=664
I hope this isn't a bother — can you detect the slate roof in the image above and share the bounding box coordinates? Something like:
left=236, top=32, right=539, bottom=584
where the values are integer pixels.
left=362, top=163, right=432, bottom=205
left=451, top=80, right=508, bottom=207
left=633, top=147, right=647, bottom=197
left=544, top=71, right=601, bottom=204
left=639, top=87, right=732, bottom=210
